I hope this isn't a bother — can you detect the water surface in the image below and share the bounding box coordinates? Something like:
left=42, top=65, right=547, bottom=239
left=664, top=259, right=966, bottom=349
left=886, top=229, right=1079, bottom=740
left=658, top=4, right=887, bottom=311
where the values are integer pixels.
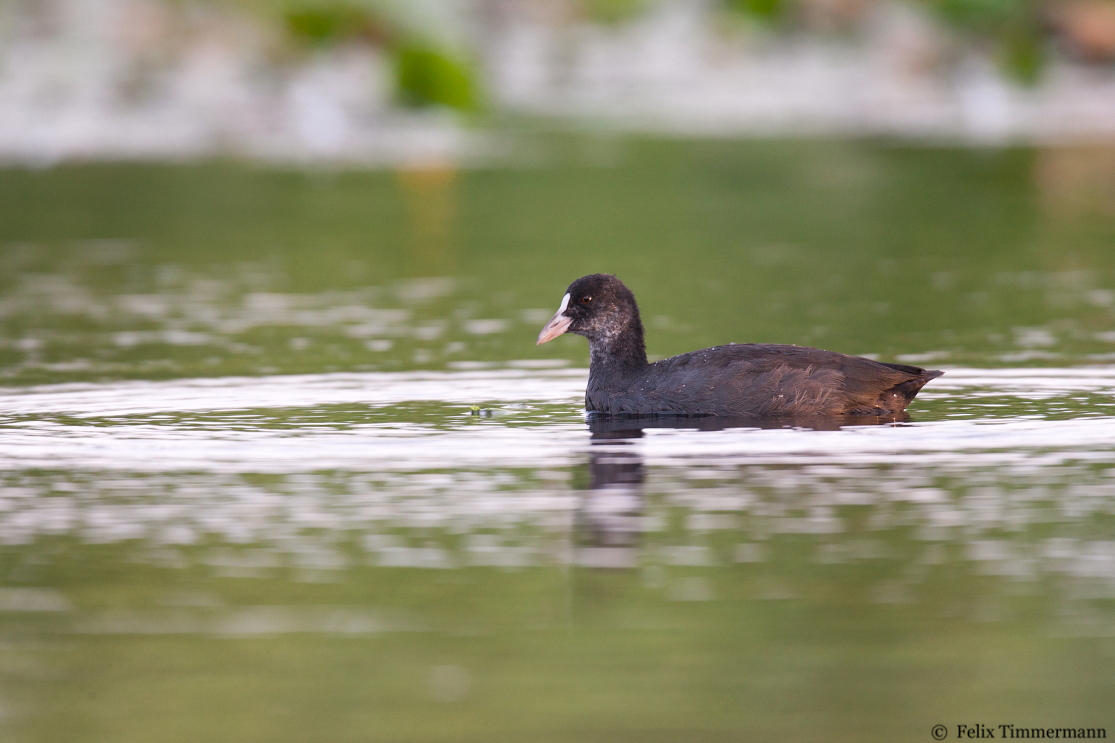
left=1, top=138, right=1114, bottom=742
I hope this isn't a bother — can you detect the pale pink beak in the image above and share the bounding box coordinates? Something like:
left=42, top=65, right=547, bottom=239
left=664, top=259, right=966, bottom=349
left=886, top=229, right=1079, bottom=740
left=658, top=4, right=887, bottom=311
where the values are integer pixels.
left=536, top=293, right=572, bottom=345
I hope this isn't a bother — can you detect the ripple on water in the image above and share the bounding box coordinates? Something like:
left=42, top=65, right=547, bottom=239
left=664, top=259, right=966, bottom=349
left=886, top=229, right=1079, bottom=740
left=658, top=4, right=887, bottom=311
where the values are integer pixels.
left=0, top=366, right=1113, bottom=647
left=0, top=367, right=1113, bottom=472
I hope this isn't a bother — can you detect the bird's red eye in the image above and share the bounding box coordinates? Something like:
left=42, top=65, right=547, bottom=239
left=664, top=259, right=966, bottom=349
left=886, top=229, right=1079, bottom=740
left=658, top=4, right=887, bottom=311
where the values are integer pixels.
left=581, top=296, right=592, bottom=304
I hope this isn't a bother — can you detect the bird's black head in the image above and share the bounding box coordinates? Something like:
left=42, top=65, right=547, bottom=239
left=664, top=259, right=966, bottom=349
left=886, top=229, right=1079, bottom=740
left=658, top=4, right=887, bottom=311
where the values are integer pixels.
left=536, top=274, right=646, bottom=366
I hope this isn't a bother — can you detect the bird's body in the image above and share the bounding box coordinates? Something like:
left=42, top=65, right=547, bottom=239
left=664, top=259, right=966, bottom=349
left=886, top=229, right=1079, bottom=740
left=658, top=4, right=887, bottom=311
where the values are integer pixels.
left=586, top=342, right=939, bottom=416
left=537, top=274, right=942, bottom=417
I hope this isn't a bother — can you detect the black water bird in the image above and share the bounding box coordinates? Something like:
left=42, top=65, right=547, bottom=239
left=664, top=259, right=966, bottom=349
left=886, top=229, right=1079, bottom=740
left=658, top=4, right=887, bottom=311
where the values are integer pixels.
left=536, top=274, right=942, bottom=417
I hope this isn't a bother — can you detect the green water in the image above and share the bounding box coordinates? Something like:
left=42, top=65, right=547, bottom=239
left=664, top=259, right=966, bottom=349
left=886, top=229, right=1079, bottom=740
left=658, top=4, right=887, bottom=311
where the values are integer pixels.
left=2, top=138, right=1114, bottom=386
left=1, top=137, right=1114, bottom=742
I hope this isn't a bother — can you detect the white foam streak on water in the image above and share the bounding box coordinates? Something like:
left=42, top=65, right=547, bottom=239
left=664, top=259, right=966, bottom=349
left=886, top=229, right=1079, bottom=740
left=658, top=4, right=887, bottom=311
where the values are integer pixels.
left=639, top=418, right=1115, bottom=469
left=3, top=416, right=1113, bottom=473
left=0, top=424, right=589, bottom=472
left=926, top=366, right=1115, bottom=396
left=0, top=367, right=1112, bottom=473
left=0, top=369, right=590, bottom=417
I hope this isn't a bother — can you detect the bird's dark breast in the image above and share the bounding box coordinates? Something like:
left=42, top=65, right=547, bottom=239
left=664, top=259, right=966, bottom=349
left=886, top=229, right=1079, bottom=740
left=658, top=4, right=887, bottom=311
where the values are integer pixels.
left=585, top=344, right=940, bottom=417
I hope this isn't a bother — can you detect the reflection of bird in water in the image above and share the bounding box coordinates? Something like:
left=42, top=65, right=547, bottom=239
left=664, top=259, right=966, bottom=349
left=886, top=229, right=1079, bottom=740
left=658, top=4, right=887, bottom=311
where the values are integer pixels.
left=575, top=414, right=910, bottom=561
left=587, top=411, right=912, bottom=433
left=579, top=426, right=645, bottom=552
left=538, top=274, right=942, bottom=417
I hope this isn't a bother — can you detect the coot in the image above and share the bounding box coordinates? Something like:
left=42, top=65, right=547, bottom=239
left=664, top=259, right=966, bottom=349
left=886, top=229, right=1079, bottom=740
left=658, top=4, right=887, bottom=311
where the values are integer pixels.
left=536, top=274, right=942, bottom=417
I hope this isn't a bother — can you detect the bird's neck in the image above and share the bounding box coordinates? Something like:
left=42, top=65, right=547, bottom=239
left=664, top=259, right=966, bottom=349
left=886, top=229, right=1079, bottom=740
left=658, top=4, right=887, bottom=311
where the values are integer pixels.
left=588, top=317, right=648, bottom=378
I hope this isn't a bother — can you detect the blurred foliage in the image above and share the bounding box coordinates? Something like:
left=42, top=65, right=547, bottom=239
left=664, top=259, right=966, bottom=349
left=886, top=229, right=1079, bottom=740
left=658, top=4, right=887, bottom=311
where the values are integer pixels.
left=284, top=2, right=391, bottom=46
left=928, top=0, right=1031, bottom=33
left=282, top=1, right=480, bottom=111
left=234, top=0, right=1107, bottom=89
left=578, top=0, right=650, bottom=23
left=724, top=0, right=789, bottom=20
left=925, top=0, right=1047, bottom=82
left=719, top=0, right=1049, bottom=82
left=395, top=43, right=480, bottom=111
left=1000, top=21, right=1046, bottom=84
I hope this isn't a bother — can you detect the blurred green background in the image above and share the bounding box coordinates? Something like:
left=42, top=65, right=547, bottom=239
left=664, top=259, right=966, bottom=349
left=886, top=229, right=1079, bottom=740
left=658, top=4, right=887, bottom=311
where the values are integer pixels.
left=3, top=137, right=1115, bottom=386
